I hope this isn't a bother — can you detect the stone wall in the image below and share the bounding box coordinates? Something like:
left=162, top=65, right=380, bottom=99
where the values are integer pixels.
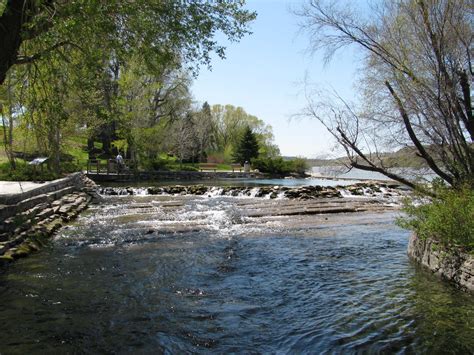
left=0, top=173, right=96, bottom=262
left=0, top=172, right=83, bottom=205
left=407, top=234, right=474, bottom=293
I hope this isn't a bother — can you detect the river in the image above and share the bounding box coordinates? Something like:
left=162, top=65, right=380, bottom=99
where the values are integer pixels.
left=311, top=166, right=437, bottom=182
left=0, top=187, right=472, bottom=353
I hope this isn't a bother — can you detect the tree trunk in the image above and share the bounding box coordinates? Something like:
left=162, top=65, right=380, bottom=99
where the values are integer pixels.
left=87, top=137, right=94, bottom=152
left=0, top=0, right=32, bottom=85
left=0, top=102, right=16, bottom=169
left=48, top=124, right=61, bottom=173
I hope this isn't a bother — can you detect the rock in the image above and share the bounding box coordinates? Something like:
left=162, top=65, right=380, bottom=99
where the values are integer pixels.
left=147, top=187, right=158, bottom=194
left=407, top=234, right=474, bottom=293
left=58, top=205, right=72, bottom=215
left=0, top=254, right=14, bottom=262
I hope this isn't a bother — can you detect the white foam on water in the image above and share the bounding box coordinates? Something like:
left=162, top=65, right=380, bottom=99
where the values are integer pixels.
left=87, top=242, right=116, bottom=249
left=340, top=189, right=353, bottom=198
left=340, top=188, right=380, bottom=199
left=134, top=187, right=149, bottom=196
left=249, top=187, right=260, bottom=198
left=208, top=187, right=224, bottom=197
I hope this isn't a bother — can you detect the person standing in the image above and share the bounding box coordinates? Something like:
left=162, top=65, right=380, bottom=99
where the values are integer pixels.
left=116, top=153, right=124, bottom=172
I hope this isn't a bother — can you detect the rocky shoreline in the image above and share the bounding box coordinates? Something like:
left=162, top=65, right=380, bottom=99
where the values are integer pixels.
left=408, top=234, right=474, bottom=293
left=0, top=174, right=97, bottom=263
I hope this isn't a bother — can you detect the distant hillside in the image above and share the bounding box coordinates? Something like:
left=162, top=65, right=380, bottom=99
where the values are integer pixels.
left=305, top=147, right=428, bottom=168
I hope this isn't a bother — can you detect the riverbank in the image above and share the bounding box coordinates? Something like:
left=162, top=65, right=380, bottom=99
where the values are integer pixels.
left=0, top=173, right=97, bottom=262
left=408, top=234, right=474, bottom=293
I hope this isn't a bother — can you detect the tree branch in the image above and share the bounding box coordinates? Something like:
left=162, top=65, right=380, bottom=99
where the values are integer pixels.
left=14, top=40, right=70, bottom=64
left=385, top=80, right=453, bottom=185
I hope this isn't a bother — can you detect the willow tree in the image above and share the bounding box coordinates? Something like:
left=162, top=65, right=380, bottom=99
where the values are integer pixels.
left=298, top=0, right=473, bottom=189
left=209, top=104, right=279, bottom=161
left=116, top=58, right=194, bottom=164
left=0, top=1, right=256, bottom=84
left=0, top=0, right=256, bottom=172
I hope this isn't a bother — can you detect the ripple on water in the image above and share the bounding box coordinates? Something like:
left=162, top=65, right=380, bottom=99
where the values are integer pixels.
left=0, top=195, right=473, bottom=353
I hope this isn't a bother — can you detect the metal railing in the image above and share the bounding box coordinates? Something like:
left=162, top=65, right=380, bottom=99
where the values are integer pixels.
left=86, top=159, right=135, bottom=175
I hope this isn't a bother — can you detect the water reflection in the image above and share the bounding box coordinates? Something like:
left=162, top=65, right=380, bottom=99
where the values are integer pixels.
left=407, top=265, right=474, bottom=353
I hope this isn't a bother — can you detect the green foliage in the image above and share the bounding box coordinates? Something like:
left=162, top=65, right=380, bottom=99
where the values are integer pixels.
left=1, top=0, right=256, bottom=175
left=0, top=155, right=84, bottom=181
left=0, top=161, right=59, bottom=181
left=112, top=139, right=129, bottom=155
left=0, top=1, right=6, bottom=16
left=141, top=154, right=177, bottom=171
left=209, top=104, right=278, bottom=162
left=232, top=126, right=259, bottom=165
left=397, top=182, right=474, bottom=253
left=252, top=157, right=308, bottom=176
left=288, top=157, right=308, bottom=175
left=171, top=164, right=198, bottom=172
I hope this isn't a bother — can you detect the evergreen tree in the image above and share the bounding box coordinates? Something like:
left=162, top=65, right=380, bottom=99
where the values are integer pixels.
left=232, top=126, right=259, bottom=165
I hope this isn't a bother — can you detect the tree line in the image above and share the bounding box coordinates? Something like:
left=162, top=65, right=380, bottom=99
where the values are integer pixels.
left=0, top=0, right=264, bottom=173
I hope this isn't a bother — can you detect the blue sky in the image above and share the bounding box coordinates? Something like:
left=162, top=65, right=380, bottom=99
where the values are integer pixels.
left=192, top=0, right=363, bottom=158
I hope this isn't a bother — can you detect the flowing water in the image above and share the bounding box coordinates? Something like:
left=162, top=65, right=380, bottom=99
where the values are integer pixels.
left=0, top=192, right=473, bottom=354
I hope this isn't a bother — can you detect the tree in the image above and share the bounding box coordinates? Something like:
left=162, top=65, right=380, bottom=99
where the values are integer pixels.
left=0, top=74, right=18, bottom=169
left=193, top=102, right=215, bottom=162
left=0, top=1, right=256, bottom=86
left=298, top=0, right=473, bottom=190
left=170, top=113, right=199, bottom=165
left=233, top=126, right=259, bottom=165
left=0, top=0, right=256, bottom=172
left=114, top=57, right=193, bottom=164
left=209, top=104, right=279, bottom=161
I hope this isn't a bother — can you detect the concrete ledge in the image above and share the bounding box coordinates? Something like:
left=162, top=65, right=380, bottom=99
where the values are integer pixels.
left=408, top=234, right=474, bottom=293
left=0, top=172, right=82, bottom=205
left=0, top=173, right=96, bottom=263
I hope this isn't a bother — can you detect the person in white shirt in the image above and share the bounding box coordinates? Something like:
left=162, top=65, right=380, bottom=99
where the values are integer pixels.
left=116, top=153, right=124, bottom=172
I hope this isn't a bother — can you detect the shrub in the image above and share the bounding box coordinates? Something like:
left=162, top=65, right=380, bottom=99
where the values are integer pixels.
left=252, top=157, right=287, bottom=174
left=397, top=181, right=474, bottom=253
left=0, top=161, right=60, bottom=181
left=252, top=157, right=308, bottom=175
left=289, top=157, right=308, bottom=175
left=141, top=154, right=177, bottom=171
left=169, top=164, right=198, bottom=172
left=149, top=159, right=170, bottom=171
